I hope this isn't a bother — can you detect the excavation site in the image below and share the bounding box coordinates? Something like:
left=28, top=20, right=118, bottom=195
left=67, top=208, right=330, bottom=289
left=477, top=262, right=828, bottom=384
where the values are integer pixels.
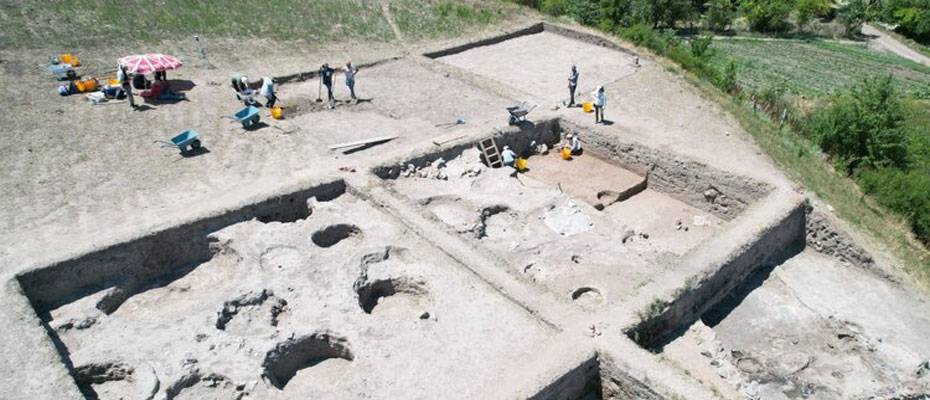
left=3, top=19, right=930, bottom=400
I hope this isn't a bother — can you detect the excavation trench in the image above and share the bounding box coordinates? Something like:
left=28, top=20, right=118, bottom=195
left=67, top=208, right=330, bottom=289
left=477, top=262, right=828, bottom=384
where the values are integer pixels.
left=373, top=118, right=771, bottom=222
left=528, top=354, right=668, bottom=400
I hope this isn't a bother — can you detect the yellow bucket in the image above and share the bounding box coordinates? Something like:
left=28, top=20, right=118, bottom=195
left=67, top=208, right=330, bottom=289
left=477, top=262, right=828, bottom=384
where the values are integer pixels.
left=271, top=106, right=284, bottom=119
left=582, top=101, right=593, bottom=113
left=514, top=158, right=527, bottom=172
left=59, top=54, right=80, bottom=67
left=561, top=147, right=572, bottom=160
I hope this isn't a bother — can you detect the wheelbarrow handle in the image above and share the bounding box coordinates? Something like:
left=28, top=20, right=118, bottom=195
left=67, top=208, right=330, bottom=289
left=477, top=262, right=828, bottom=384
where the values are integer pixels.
left=153, top=140, right=177, bottom=148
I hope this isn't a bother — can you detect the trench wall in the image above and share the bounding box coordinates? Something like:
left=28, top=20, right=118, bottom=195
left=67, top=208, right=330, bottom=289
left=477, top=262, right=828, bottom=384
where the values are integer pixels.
left=423, top=22, right=638, bottom=59
left=376, top=118, right=772, bottom=223
left=560, top=120, right=772, bottom=221
left=372, top=119, right=562, bottom=179
left=16, top=180, right=346, bottom=313
left=527, top=354, right=668, bottom=400
left=626, top=198, right=807, bottom=350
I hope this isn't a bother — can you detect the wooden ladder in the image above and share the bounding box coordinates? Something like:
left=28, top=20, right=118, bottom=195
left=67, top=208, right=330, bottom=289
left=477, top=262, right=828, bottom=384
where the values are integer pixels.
left=479, top=137, right=503, bottom=168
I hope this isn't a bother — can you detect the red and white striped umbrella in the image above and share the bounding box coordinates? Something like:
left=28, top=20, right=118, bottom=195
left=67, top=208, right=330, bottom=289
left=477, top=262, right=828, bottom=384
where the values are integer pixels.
left=118, top=53, right=183, bottom=74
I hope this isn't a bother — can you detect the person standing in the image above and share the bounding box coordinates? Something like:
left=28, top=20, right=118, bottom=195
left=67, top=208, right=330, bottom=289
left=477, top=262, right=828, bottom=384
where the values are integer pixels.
left=260, top=76, right=277, bottom=108
left=117, top=64, right=135, bottom=109
left=319, top=63, right=335, bottom=103
left=344, top=61, right=358, bottom=101
left=592, top=86, right=606, bottom=124
left=568, top=65, right=579, bottom=107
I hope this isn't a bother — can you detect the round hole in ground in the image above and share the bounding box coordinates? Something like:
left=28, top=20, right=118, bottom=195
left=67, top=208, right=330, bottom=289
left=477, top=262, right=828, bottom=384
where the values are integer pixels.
left=259, top=246, right=302, bottom=270
left=571, top=286, right=604, bottom=309
left=355, top=277, right=429, bottom=314
left=310, top=224, right=361, bottom=248
left=262, top=333, right=354, bottom=390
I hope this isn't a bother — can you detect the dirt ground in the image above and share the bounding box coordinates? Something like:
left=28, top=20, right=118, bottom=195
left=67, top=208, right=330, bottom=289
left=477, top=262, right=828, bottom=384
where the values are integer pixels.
left=665, top=250, right=930, bottom=399
left=384, top=147, right=724, bottom=306
left=49, top=191, right=556, bottom=398
left=3, top=20, right=930, bottom=400
left=438, top=31, right=641, bottom=103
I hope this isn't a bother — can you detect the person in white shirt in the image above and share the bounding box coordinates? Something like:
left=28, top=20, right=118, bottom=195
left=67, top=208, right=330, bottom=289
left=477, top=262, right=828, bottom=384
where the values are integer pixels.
left=562, top=134, right=583, bottom=156
left=260, top=77, right=277, bottom=108
left=116, top=64, right=135, bottom=109
left=344, top=61, right=358, bottom=101
left=501, top=145, right=517, bottom=167
left=592, top=85, right=606, bottom=124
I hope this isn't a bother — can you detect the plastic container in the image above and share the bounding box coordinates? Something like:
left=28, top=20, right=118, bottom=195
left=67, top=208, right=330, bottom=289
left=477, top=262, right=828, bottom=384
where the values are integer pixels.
left=561, top=147, right=572, bottom=160
left=514, top=158, right=527, bottom=172
left=271, top=106, right=284, bottom=120
left=582, top=101, right=593, bottom=113
left=75, top=78, right=97, bottom=93
left=59, top=54, right=80, bottom=67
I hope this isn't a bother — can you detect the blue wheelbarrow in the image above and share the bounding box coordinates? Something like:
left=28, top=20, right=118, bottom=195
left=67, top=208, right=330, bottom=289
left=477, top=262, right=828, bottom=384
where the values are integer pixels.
left=156, top=130, right=202, bottom=154
left=230, top=106, right=261, bottom=129
left=46, top=63, right=77, bottom=80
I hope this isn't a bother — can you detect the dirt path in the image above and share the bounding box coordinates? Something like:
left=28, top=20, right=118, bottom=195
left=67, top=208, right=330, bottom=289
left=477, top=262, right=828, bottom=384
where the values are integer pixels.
left=863, top=24, right=930, bottom=67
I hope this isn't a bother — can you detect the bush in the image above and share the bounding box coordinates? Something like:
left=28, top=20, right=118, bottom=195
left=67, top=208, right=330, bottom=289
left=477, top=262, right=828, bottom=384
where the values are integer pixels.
left=860, top=168, right=930, bottom=245
left=718, top=60, right=740, bottom=93
left=811, top=75, right=910, bottom=174
left=880, top=0, right=930, bottom=42
left=690, top=34, right=715, bottom=60
left=539, top=0, right=571, bottom=16
left=741, top=0, right=794, bottom=33
left=838, top=0, right=871, bottom=36
left=704, top=0, right=736, bottom=31
left=795, top=0, right=830, bottom=31
left=539, top=0, right=602, bottom=25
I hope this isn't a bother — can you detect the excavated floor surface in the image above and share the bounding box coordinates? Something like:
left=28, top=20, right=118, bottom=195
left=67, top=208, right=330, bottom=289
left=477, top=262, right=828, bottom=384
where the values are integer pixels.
left=4, top=22, right=930, bottom=400
left=383, top=148, right=726, bottom=309
left=48, top=192, right=556, bottom=399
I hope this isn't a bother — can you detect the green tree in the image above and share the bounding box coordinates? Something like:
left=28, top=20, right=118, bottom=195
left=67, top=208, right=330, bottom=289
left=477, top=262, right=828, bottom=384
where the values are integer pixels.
left=704, top=0, right=736, bottom=31
left=884, top=0, right=930, bottom=41
left=741, top=0, right=794, bottom=33
left=795, top=0, right=830, bottom=31
left=838, top=0, right=871, bottom=36
left=812, top=75, right=910, bottom=174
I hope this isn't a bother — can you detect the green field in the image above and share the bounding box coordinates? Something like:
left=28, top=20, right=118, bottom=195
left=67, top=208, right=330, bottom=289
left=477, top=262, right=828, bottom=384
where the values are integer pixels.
left=711, top=37, right=930, bottom=98
left=0, top=0, right=508, bottom=48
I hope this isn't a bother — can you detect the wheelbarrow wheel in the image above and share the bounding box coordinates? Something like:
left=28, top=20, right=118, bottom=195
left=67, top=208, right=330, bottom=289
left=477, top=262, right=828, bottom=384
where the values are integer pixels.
left=191, top=139, right=201, bottom=150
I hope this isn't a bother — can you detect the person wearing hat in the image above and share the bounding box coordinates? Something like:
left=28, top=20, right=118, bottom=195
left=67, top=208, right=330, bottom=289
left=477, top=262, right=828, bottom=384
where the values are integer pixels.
left=562, top=133, right=583, bottom=155
left=319, top=63, right=335, bottom=103
left=567, top=65, right=579, bottom=107
left=260, top=76, right=277, bottom=108
left=592, top=86, right=606, bottom=124
left=501, top=145, right=517, bottom=167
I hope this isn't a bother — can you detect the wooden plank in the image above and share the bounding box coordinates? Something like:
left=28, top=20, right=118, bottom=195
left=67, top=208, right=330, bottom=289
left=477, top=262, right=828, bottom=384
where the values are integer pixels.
left=328, top=135, right=398, bottom=150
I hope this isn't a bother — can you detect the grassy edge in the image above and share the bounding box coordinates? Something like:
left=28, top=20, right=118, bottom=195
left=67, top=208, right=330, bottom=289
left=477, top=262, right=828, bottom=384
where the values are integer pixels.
left=653, top=58, right=930, bottom=290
